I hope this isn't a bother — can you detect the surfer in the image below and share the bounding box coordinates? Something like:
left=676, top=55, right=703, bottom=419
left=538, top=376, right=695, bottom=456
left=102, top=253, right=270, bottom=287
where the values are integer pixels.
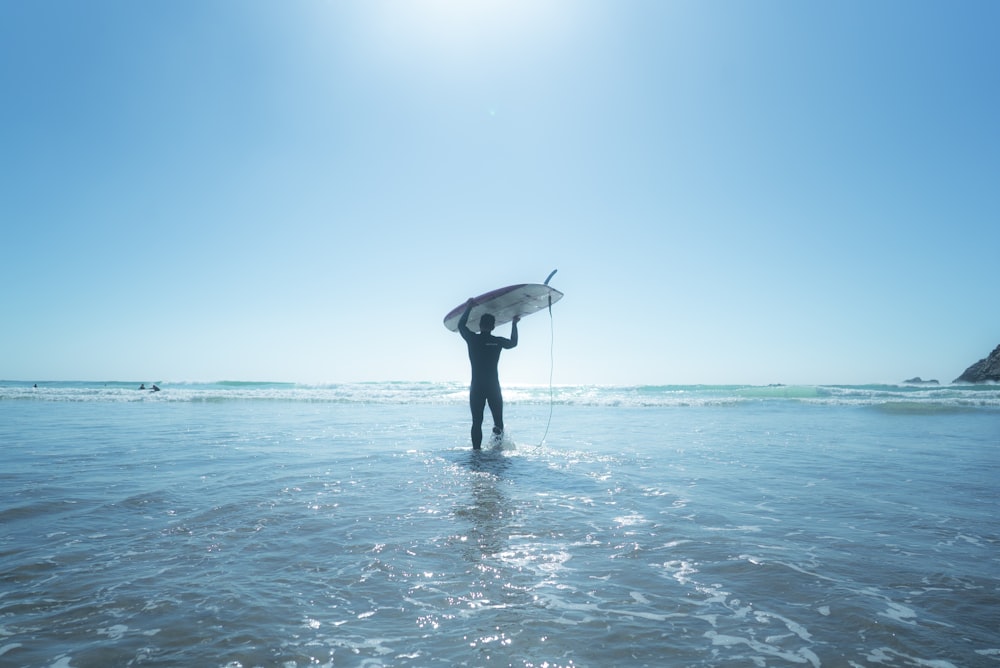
left=458, top=298, right=519, bottom=449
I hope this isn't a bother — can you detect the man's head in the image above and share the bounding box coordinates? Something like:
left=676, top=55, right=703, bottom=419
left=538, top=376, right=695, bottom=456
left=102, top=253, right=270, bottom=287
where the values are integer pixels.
left=480, top=314, right=496, bottom=333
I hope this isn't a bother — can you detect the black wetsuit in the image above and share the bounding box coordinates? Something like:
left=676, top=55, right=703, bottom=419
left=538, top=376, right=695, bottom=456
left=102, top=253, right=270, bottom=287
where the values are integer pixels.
left=459, top=309, right=517, bottom=449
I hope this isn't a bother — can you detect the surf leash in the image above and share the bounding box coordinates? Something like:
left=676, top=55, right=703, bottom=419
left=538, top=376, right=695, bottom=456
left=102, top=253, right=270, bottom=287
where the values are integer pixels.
left=535, top=269, right=558, bottom=448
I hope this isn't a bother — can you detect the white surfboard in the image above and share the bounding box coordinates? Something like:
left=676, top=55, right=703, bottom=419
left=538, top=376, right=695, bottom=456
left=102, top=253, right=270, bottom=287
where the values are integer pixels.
left=443, top=283, right=563, bottom=333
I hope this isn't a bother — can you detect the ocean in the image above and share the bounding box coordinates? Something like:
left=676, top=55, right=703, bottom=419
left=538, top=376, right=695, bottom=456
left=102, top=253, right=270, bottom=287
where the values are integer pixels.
left=1, top=381, right=998, bottom=667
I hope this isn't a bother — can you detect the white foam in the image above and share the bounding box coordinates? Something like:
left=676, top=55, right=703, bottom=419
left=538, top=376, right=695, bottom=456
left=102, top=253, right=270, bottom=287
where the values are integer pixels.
left=0, top=644, right=23, bottom=657
left=7, top=381, right=998, bottom=408
left=97, top=624, right=128, bottom=640
left=704, top=630, right=820, bottom=666
left=867, top=647, right=959, bottom=668
left=879, top=601, right=918, bottom=625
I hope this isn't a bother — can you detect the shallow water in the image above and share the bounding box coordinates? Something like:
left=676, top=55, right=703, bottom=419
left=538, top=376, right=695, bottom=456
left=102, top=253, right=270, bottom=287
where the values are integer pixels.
left=1, top=384, right=998, bottom=667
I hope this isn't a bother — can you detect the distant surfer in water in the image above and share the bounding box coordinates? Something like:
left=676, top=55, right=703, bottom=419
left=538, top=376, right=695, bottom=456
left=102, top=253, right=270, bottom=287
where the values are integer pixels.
left=458, top=298, right=519, bottom=449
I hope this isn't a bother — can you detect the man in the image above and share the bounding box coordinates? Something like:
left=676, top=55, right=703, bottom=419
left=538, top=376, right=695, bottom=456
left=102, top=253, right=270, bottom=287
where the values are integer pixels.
left=458, top=298, right=519, bottom=449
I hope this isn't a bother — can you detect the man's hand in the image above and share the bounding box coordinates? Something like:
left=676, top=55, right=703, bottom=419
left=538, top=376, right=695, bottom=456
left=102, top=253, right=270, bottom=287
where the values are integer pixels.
left=512, top=315, right=521, bottom=324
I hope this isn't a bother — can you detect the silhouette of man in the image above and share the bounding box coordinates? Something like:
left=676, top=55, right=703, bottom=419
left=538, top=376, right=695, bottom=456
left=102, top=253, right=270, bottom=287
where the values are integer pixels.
left=458, top=298, right=519, bottom=449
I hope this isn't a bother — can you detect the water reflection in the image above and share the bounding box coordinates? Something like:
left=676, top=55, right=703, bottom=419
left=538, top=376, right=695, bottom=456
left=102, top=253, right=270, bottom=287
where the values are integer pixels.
left=455, top=449, right=513, bottom=562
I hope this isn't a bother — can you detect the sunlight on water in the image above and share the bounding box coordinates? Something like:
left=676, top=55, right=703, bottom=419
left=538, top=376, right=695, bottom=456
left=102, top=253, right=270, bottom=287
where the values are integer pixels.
left=0, top=384, right=997, bottom=666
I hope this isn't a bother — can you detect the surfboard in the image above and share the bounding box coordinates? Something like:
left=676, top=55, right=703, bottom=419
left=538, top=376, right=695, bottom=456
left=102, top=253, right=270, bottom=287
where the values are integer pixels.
left=443, top=283, right=564, bottom=333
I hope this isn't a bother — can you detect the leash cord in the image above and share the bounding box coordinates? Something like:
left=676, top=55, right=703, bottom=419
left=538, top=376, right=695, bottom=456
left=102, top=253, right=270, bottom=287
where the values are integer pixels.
left=536, top=297, right=555, bottom=448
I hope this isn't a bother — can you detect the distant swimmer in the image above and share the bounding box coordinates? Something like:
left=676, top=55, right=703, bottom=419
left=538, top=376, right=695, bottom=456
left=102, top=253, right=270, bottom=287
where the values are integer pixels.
left=139, top=384, right=146, bottom=390
left=457, top=298, right=519, bottom=450
left=151, top=384, right=160, bottom=392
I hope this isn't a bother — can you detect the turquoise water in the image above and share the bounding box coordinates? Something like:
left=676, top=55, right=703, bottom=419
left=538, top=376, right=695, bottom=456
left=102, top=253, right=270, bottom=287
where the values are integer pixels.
left=1, top=382, right=998, bottom=667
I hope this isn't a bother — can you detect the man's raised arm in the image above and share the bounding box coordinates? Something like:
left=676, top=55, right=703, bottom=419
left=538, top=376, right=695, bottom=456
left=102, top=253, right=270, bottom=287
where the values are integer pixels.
left=503, top=315, right=520, bottom=349
left=458, top=298, right=475, bottom=341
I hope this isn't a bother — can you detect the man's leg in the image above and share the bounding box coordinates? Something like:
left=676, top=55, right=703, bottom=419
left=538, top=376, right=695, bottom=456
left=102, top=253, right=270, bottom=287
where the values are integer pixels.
left=470, top=387, right=487, bottom=449
left=486, top=385, right=504, bottom=441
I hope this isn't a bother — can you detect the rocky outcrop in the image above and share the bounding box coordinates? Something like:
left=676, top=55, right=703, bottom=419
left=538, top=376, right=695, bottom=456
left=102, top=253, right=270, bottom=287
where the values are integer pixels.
left=903, top=377, right=939, bottom=385
left=954, top=344, right=1000, bottom=383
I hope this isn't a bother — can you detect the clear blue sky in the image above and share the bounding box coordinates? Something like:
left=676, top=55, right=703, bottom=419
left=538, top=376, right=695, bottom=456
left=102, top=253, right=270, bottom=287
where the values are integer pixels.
left=2, top=1, right=998, bottom=385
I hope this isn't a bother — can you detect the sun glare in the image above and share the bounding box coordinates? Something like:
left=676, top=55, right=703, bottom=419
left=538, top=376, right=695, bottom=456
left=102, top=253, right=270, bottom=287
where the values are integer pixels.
left=357, top=0, right=592, bottom=72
